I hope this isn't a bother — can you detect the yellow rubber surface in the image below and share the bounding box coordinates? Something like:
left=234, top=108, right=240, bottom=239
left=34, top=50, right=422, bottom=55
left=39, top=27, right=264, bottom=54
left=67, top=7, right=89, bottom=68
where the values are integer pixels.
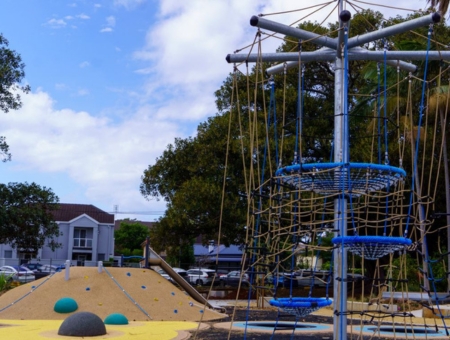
left=0, top=319, right=200, bottom=340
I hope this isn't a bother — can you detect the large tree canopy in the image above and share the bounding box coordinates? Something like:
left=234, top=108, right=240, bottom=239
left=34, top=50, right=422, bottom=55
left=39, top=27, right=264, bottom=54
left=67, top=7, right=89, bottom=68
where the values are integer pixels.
left=0, top=182, right=60, bottom=253
left=0, top=33, right=31, bottom=161
left=114, top=220, right=150, bottom=253
left=141, top=9, right=450, bottom=260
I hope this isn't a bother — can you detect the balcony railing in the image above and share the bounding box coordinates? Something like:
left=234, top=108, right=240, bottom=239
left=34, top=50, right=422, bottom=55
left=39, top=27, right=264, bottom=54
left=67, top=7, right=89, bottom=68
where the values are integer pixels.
left=73, top=238, right=92, bottom=248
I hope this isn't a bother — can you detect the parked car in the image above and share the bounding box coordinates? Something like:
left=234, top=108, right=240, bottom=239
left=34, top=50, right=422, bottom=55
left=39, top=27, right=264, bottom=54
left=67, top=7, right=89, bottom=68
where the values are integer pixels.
left=215, top=269, right=229, bottom=278
left=186, top=268, right=217, bottom=286
left=270, top=272, right=299, bottom=288
left=39, top=264, right=64, bottom=273
left=157, top=269, right=170, bottom=280
left=294, top=269, right=331, bottom=287
left=219, top=271, right=250, bottom=287
left=157, top=267, right=188, bottom=284
left=170, top=268, right=188, bottom=282
left=23, top=263, right=43, bottom=273
left=0, top=265, right=35, bottom=283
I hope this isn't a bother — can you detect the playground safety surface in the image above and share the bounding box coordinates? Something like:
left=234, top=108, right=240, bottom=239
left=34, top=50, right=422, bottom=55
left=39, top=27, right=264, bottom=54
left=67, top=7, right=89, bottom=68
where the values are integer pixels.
left=0, top=268, right=448, bottom=339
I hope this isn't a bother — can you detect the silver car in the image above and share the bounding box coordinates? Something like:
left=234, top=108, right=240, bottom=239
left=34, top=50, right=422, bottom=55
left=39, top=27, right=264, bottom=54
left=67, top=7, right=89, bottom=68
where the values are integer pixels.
left=186, top=268, right=216, bottom=286
left=0, top=265, right=35, bottom=283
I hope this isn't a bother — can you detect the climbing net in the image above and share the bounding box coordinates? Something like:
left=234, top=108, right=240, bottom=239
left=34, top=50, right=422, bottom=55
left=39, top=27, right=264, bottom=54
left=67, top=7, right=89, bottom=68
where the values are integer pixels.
left=222, top=0, right=450, bottom=338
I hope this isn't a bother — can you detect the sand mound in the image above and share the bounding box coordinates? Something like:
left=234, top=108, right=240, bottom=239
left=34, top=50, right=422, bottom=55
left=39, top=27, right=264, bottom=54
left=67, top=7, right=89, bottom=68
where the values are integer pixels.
left=0, top=267, right=226, bottom=322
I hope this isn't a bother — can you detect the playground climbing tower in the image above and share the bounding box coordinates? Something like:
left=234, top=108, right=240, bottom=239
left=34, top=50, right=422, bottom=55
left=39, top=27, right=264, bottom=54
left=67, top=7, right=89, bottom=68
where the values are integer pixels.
left=226, top=1, right=450, bottom=339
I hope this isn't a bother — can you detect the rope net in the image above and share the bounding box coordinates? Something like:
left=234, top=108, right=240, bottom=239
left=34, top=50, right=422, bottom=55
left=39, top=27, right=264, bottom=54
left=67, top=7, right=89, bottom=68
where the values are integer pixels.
left=222, top=0, right=450, bottom=338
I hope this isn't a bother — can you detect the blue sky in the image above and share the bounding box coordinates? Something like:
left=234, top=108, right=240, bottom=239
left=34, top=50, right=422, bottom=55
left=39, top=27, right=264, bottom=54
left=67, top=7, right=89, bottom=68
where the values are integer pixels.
left=0, top=0, right=427, bottom=221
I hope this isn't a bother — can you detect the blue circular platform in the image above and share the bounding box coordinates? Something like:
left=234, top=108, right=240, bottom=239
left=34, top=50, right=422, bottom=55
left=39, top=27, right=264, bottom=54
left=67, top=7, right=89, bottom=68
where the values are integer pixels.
left=269, top=297, right=332, bottom=317
left=275, top=162, right=405, bottom=196
left=332, top=235, right=412, bottom=259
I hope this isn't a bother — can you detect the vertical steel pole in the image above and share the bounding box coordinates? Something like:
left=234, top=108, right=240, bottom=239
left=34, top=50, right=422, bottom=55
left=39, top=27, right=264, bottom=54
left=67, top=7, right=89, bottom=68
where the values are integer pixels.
left=333, top=57, right=348, bottom=340
left=333, top=2, right=348, bottom=339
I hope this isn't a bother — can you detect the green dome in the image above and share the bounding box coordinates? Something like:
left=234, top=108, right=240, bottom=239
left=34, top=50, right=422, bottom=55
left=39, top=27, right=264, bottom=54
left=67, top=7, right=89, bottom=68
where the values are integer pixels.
left=104, top=313, right=129, bottom=325
left=54, top=297, right=78, bottom=314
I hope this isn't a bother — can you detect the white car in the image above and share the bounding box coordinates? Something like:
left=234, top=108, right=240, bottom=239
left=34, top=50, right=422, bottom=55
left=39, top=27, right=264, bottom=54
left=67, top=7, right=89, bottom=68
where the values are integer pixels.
left=39, top=264, right=63, bottom=273
left=157, top=268, right=188, bottom=283
left=220, top=271, right=250, bottom=287
left=186, top=268, right=216, bottom=286
left=157, top=269, right=170, bottom=280
left=0, top=265, right=35, bottom=283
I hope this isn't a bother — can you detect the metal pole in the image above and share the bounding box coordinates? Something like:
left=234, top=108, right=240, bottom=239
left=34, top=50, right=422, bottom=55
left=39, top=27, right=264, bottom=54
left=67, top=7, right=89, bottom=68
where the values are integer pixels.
left=347, top=12, right=440, bottom=48
left=262, top=58, right=416, bottom=75
left=250, top=15, right=337, bottom=49
left=332, top=8, right=349, bottom=339
left=145, top=236, right=150, bottom=269
left=228, top=49, right=450, bottom=67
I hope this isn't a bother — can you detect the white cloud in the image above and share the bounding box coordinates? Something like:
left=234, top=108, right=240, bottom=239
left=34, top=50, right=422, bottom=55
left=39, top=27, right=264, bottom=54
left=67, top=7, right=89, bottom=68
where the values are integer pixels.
left=0, top=90, right=177, bottom=219
left=75, top=89, right=89, bottom=96
left=132, top=0, right=429, bottom=124
left=77, top=14, right=90, bottom=20
left=106, top=16, right=116, bottom=27
left=19, top=0, right=433, bottom=221
left=134, top=67, right=151, bottom=75
left=55, top=83, right=67, bottom=90
left=79, top=61, right=90, bottom=68
left=113, top=0, right=145, bottom=10
left=45, top=18, right=67, bottom=29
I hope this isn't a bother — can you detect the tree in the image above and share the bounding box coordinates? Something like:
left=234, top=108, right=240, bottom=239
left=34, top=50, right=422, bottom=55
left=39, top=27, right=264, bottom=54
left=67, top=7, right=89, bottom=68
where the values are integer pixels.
left=141, top=113, right=248, bottom=253
left=428, top=0, right=450, bottom=15
left=0, top=182, right=60, bottom=254
left=0, top=34, right=31, bottom=162
left=141, top=9, right=450, bottom=273
left=114, top=220, right=150, bottom=253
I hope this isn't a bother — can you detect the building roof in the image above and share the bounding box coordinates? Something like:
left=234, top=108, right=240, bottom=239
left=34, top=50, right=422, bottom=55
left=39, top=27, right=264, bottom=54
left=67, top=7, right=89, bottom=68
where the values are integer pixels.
left=194, top=244, right=243, bottom=257
left=52, top=203, right=115, bottom=224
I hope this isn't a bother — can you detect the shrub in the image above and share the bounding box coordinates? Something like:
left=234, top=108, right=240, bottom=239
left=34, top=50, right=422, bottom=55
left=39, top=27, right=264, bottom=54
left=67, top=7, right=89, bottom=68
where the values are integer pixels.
left=0, top=272, right=12, bottom=293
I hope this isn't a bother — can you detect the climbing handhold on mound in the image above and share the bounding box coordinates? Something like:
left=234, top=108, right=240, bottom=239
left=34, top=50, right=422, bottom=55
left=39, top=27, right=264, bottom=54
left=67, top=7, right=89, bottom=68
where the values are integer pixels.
left=86, top=287, right=90, bottom=291
left=126, top=272, right=131, bottom=276
left=104, top=313, right=129, bottom=325
left=141, top=285, right=146, bottom=289
left=54, top=297, right=78, bottom=314
left=58, top=312, right=106, bottom=336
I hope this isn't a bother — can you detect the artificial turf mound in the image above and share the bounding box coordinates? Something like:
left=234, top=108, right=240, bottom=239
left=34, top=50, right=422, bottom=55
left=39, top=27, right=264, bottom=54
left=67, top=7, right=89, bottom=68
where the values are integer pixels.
left=0, top=267, right=226, bottom=322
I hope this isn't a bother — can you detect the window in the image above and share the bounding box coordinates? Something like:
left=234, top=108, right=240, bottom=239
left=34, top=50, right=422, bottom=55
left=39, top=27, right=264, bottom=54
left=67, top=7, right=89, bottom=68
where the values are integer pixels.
left=74, top=229, right=86, bottom=238
left=4, top=250, right=12, bottom=258
left=98, top=254, right=105, bottom=261
left=73, top=228, right=92, bottom=248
